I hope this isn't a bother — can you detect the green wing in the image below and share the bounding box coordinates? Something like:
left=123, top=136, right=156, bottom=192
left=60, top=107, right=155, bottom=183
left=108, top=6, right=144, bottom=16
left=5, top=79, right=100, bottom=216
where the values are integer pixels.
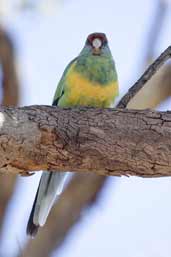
left=52, top=57, right=77, bottom=106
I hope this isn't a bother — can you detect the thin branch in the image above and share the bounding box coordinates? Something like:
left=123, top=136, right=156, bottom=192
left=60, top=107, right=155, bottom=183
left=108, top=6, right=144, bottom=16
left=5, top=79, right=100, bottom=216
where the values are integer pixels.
left=119, top=46, right=171, bottom=109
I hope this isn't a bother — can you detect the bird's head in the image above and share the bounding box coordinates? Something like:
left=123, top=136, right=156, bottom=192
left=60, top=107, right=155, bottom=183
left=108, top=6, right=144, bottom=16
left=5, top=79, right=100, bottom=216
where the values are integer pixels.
left=86, top=33, right=108, bottom=56
left=80, top=32, right=110, bottom=57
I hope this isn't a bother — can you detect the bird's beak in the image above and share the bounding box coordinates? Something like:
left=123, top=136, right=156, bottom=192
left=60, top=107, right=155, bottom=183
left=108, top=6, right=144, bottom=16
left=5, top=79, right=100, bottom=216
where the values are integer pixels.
left=92, top=47, right=101, bottom=55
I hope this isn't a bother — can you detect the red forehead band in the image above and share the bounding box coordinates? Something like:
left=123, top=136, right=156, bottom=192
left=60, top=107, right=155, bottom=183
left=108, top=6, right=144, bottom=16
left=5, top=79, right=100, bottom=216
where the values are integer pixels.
left=86, top=33, right=108, bottom=46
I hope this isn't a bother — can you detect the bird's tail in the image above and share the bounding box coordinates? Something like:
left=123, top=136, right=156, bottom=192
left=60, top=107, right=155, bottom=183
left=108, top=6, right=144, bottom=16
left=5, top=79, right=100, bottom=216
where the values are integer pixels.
left=27, top=171, right=68, bottom=237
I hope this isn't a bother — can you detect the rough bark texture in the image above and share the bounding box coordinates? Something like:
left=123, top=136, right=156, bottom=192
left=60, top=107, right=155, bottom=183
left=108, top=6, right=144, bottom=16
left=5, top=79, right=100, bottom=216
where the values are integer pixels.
left=1, top=105, right=171, bottom=177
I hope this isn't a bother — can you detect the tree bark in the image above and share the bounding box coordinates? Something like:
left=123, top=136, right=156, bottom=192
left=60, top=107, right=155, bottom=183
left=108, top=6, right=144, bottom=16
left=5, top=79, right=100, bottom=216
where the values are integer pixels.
left=0, top=105, right=171, bottom=178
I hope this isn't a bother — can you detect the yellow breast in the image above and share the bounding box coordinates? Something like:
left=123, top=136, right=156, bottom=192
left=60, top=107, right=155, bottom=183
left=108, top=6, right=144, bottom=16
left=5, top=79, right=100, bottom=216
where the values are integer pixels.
left=65, top=68, right=119, bottom=107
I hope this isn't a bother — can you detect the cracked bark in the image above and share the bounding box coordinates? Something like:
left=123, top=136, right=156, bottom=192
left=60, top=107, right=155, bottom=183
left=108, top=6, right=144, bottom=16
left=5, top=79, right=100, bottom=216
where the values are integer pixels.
left=1, top=106, right=171, bottom=177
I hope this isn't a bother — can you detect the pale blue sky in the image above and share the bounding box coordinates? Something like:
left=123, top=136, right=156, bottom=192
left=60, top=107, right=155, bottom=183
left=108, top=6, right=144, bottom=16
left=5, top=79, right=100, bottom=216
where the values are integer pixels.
left=0, top=1, right=171, bottom=256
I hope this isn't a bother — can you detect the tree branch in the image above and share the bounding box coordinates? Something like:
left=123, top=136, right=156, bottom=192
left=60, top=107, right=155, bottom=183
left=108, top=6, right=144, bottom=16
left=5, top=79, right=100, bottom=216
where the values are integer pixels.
left=0, top=105, right=171, bottom=178
left=120, top=46, right=171, bottom=109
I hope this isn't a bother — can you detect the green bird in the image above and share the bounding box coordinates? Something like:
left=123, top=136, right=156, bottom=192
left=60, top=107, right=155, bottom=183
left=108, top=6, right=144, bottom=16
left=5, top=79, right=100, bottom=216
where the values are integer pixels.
left=27, top=32, right=119, bottom=237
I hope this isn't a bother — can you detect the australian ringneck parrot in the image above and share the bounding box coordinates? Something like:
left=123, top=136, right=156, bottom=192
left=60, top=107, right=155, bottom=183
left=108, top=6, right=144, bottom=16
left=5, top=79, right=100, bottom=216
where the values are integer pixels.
left=27, top=32, right=119, bottom=237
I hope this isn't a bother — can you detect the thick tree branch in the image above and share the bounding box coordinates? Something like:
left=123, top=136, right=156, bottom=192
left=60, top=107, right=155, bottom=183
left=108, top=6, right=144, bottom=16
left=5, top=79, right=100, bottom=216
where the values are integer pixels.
left=1, top=105, right=171, bottom=178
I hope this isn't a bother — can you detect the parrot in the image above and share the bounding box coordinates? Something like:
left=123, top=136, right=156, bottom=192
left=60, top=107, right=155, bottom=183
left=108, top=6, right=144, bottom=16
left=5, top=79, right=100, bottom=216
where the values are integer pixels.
left=27, top=32, right=119, bottom=237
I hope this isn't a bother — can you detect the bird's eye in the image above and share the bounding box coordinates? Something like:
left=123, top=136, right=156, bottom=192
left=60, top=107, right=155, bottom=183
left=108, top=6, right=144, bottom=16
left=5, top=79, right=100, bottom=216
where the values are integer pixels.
left=92, top=38, right=102, bottom=49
